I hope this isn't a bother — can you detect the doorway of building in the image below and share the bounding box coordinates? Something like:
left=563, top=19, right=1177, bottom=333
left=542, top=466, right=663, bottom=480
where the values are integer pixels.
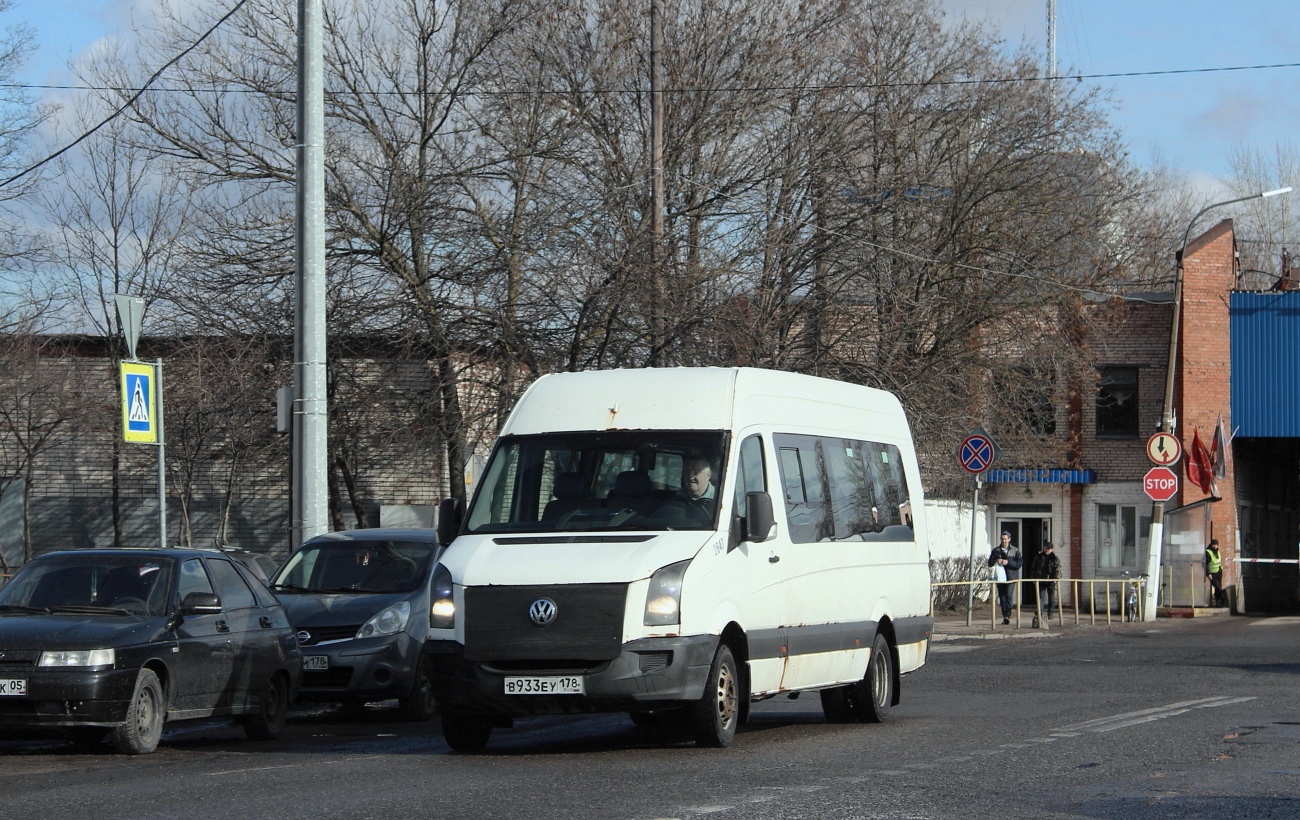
left=996, top=515, right=1052, bottom=608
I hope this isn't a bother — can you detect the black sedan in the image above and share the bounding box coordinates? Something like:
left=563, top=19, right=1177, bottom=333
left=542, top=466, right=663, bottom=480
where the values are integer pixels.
left=0, top=548, right=302, bottom=754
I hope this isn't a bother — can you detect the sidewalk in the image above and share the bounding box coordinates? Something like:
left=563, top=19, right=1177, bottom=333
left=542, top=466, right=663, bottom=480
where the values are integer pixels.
left=930, top=607, right=1190, bottom=641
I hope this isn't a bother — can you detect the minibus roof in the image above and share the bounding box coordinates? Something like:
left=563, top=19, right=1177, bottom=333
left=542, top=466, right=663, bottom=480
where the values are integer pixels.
left=500, top=367, right=908, bottom=439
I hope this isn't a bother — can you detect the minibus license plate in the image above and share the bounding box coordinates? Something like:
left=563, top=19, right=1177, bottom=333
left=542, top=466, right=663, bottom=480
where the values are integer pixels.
left=504, top=676, right=584, bottom=695
left=0, top=679, right=26, bottom=696
left=303, top=656, right=329, bottom=670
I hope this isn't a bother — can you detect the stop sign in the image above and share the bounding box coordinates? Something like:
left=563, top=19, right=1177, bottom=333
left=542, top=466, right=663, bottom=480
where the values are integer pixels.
left=1143, top=466, right=1179, bottom=502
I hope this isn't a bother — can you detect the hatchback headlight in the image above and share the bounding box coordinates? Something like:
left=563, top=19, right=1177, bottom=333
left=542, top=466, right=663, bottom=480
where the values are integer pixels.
left=644, top=560, right=690, bottom=626
left=356, top=601, right=411, bottom=639
left=39, top=649, right=115, bottom=667
left=430, top=564, right=455, bottom=629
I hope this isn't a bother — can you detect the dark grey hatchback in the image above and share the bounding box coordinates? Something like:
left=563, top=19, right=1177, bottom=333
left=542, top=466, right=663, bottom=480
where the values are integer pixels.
left=269, top=529, right=442, bottom=720
left=0, top=549, right=302, bottom=754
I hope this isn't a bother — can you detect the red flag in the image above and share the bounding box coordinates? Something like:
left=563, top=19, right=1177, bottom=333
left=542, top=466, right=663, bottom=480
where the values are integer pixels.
left=1211, top=415, right=1229, bottom=479
left=1186, top=428, right=1216, bottom=496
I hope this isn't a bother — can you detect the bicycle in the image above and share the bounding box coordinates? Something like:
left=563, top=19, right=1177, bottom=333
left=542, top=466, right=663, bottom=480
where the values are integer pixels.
left=1121, top=571, right=1146, bottom=622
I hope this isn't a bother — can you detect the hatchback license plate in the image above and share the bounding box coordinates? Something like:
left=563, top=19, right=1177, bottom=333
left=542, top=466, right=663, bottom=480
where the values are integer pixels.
left=504, top=676, right=584, bottom=695
left=303, top=656, right=329, bottom=670
left=0, top=679, right=26, bottom=696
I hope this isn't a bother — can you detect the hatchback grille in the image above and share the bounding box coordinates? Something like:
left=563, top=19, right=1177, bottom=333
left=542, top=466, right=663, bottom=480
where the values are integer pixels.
left=296, top=625, right=361, bottom=646
left=464, top=583, right=627, bottom=663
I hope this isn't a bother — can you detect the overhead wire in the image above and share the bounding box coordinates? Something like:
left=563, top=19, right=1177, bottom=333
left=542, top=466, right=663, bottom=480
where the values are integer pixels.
left=0, top=0, right=248, bottom=190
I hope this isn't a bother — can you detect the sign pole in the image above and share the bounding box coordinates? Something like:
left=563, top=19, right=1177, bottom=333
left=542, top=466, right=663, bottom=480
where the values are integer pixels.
left=155, top=358, right=167, bottom=549
left=966, top=473, right=982, bottom=627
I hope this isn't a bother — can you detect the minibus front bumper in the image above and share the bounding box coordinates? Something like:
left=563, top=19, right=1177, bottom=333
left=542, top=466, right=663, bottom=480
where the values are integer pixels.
left=427, top=634, right=720, bottom=717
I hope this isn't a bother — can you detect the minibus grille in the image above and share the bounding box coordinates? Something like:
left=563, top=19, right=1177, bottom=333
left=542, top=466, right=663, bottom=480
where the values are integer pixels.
left=463, top=583, right=627, bottom=662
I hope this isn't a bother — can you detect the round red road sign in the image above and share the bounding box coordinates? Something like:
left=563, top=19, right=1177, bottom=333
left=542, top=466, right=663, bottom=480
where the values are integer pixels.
left=1143, top=466, right=1179, bottom=502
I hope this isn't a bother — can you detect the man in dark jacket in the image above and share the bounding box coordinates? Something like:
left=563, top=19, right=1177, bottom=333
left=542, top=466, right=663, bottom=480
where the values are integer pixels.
left=988, top=531, right=1023, bottom=625
left=1031, top=542, right=1062, bottom=625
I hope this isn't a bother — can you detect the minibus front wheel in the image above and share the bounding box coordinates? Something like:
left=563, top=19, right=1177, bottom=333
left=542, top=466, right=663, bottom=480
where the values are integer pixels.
left=691, top=643, right=740, bottom=747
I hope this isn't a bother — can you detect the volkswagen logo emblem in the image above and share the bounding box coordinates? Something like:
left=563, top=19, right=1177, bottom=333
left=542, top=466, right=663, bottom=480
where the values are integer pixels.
left=528, top=598, right=559, bottom=627
left=296, top=630, right=311, bottom=644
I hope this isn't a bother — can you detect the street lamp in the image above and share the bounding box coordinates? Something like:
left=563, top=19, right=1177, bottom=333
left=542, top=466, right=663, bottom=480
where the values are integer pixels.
left=1144, top=185, right=1293, bottom=619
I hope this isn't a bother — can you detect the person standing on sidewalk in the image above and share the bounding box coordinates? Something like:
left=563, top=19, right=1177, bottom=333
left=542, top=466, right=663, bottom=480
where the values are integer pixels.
left=1031, top=542, right=1062, bottom=627
left=1204, top=538, right=1227, bottom=608
left=988, top=531, right=1023, bottom=625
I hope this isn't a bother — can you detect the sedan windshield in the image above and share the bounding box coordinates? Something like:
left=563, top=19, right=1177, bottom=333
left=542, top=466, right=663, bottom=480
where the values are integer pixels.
left=272, top=540, right=436, bottom=594
left=0, top=555, right=175, bottom=617
left=464, top=431, right=729, bottom=534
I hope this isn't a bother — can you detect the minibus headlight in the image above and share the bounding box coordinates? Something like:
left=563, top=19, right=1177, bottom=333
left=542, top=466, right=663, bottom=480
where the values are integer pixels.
left=644, top=560, right=690, bottom=626
left=430, top=564, right=456, bottom=629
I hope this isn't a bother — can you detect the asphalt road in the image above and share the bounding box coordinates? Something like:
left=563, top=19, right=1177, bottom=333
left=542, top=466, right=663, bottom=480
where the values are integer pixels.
left=1, top=616, right=1297, bottom=820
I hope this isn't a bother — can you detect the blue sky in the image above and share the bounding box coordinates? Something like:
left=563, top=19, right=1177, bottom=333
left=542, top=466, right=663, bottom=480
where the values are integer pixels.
left=9, top=0, right=1300, bottom=194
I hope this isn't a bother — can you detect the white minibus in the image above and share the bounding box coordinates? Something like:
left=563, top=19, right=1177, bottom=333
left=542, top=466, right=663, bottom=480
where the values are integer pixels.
left=429, top=367, right=932, bottom=750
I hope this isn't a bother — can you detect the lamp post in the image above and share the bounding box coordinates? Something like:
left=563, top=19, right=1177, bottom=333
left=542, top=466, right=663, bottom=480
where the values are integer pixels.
left=1144, top=185, right=1293, bottom=619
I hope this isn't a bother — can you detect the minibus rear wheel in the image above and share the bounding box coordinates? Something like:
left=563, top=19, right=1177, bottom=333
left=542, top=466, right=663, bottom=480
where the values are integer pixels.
left=853, top=633, right=893, bottom=723
left=692, top=643, right=740, bottom=747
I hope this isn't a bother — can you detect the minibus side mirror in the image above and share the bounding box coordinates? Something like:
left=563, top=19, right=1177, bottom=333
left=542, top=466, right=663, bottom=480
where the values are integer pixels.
left=437, top=496, right=464, bottom=546
left=744, top=491, right=775, bottom=544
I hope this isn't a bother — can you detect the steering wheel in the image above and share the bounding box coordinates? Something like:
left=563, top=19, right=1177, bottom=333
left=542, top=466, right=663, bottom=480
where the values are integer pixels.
left=110, top=597, right=149, bottom=615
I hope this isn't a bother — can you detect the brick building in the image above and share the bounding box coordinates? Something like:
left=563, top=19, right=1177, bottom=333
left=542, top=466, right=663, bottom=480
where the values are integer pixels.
left=981, top=219, right=1299, bottom=614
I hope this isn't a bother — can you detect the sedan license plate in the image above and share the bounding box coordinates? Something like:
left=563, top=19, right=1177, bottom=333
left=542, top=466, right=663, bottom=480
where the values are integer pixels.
left=0, top=679, right=26, bottom=696
left=303, top=655, right=329, bottom=671
left=504, top=676, right=584, bottom=695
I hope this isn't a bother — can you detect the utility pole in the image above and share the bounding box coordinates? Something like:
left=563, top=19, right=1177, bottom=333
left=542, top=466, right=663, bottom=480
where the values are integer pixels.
left=1046, top=0, right=1057, bottom=80
left=293, top=0, right=329, bottom=547
left=648, top=0, right=666, bottom=367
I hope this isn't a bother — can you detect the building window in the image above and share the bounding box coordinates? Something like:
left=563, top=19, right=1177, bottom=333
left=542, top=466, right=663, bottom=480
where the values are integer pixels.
left=1096, top=367, right=1139, bottom=437
left=1097, top=504, right=1137, bottom=567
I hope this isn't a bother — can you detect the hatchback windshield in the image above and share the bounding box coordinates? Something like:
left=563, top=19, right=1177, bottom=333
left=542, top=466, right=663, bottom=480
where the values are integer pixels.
left=465, top=431, right=729, bottom=534
left=272, top=540, right=436, bottom=594
left=0, top=554, right=175, bottom=617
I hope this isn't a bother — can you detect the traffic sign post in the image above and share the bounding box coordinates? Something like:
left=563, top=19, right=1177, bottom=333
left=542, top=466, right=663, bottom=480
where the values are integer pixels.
left=958, top=426, right=1000, bottom=626
left=1143, top=466, right=1179, bottom=502
left=1146, top=432, right=1182, bottom=466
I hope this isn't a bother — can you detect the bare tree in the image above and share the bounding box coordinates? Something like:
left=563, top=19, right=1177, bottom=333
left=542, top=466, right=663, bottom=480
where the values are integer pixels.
left=1225, top=142, right=1299, bottom=289
left=0, top=336, right=88, bottom=564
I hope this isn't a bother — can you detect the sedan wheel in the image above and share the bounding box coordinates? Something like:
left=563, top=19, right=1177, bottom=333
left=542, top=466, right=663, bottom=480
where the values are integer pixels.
left=113, top=669, right=164, bottom=755
left=243, top=674, right=288, bottom=741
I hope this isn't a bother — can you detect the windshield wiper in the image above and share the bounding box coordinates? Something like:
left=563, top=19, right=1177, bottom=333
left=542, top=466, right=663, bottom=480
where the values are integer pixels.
left=270, top=583, right=313, bottom=593
left=313, top=586, right=384, bottom=594
left=47, top=605, right=132, bottom=616
left=0, top=604, right=52, bottom=614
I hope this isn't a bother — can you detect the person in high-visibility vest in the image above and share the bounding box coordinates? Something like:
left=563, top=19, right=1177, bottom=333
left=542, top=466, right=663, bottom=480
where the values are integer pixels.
left=1204, top=538, right=1226, bottom=608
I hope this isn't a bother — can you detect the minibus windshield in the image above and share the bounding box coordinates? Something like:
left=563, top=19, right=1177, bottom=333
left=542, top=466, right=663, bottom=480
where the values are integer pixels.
left=465, top=431, right=729, bottom=534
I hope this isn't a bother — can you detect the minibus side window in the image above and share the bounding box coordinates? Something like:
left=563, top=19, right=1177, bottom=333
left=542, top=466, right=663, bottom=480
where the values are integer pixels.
left=825, top=439, right=880, bottom=539
left=776, top=436, right=832, bottom=543
left=733, top=436, right=766, bottom=518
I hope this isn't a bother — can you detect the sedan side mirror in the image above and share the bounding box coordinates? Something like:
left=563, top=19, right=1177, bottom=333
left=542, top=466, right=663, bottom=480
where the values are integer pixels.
left=744, top=491, right=776, bottom=544
left=180, top=591, right=223, bottom=615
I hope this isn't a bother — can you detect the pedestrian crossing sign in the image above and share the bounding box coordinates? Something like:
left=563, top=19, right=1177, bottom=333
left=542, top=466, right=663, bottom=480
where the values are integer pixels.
left=121, top=362, right=158, bottom=444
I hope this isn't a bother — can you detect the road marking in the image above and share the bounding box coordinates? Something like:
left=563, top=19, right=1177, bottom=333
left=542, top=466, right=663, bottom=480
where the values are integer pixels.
left=1055, top=696, right=1256, bottom=733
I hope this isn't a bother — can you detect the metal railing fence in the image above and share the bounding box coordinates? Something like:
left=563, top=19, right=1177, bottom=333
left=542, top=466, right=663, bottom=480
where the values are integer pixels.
left=931, top=576, right=1147, bottom=629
